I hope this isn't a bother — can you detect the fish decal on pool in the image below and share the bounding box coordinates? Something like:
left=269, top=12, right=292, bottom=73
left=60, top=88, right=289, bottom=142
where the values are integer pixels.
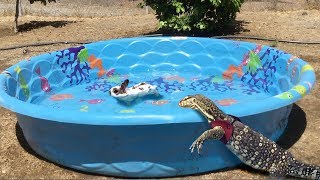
left=275, top=91, right=294, bottom=99
left=164, top=75, right=185, bottom=83
left=35, top=67, right=51, bottom=92
left=80, top=105, right=89, bottom=112
left=50, top=94, right=73, bottom=101
left=215, top=98, right=238, bottom=106
left=79, top=99, right=104, bottom=104
left=211, top=76, right=225, bottom=83
left=107, top=74, right=121, bottom=84
left=14, top=66, right=30, bottom=99
left=222, top=65, right=243, bottom=80
left=106, top=68, right=115, bottom=77
left=146, top=100, right=170, bottom=106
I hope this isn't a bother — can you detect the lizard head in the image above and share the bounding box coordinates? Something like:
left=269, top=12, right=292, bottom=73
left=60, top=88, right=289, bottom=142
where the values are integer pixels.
left=178, top=95, right=198, bottom=109
left=179, top=94, right=227, bottom=121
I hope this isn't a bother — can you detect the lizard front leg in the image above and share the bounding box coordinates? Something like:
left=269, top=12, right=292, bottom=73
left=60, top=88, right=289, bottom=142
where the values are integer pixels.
left=190, top=126, right=225, bottom=154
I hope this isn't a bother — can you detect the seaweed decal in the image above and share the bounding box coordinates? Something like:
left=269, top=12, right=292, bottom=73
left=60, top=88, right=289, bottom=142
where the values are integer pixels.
left=222, top=45, right=262, bottom=80
left=247, top=50, right=262, bottom=73
left=14, top=66, right=30, bottom=99
left=56, top=46, right=90, bottom=85
left=87, top=55, right=107, bottom=77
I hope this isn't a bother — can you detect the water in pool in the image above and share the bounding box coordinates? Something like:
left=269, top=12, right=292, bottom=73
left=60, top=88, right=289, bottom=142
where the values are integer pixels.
left=31, top=72, right=274, bottom=116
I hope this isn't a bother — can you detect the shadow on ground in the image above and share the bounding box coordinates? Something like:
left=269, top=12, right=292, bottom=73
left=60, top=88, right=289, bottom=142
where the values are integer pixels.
left=17, top=20, right=76, bottom=32
left=276, top=103, right=307, bottom=149
left=144, top=20, right=250, bottom=37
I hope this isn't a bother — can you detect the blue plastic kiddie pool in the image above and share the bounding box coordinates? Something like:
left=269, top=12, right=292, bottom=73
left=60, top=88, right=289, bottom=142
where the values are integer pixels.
left=0, top=37, right=316, bottom=177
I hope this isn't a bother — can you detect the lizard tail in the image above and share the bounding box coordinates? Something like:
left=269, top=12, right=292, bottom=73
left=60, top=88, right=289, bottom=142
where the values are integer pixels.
left=287, top=159, right=320, bottom=179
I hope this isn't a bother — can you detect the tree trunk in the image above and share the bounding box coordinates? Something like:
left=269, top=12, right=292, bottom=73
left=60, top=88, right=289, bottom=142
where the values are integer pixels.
left=14, top=0, right=21, bottom=33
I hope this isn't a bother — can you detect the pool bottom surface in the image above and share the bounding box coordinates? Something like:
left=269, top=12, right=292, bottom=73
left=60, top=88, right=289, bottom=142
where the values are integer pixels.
left=31, top=74, right=275, bottom=116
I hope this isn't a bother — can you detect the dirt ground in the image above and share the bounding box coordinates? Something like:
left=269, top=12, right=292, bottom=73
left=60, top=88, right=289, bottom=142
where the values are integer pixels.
left=0, top=1, right=320, bottom=179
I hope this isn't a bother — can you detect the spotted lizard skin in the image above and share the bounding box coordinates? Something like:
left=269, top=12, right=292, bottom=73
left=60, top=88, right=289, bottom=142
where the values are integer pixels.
left=179, top=94, right=320, bottom=179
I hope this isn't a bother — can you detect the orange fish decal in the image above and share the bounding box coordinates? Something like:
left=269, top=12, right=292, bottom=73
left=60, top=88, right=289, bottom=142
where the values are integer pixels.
left=215, top=98, right=238, bottom=106
left=50, top=94, right=73, bottom=101
left=222, top=65, right=243, bottom=80
left=87, top=55, right=106, bottom=77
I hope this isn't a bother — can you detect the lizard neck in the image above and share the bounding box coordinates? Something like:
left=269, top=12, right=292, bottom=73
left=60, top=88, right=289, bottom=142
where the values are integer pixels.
left=193, top=103, right=235, bottom=123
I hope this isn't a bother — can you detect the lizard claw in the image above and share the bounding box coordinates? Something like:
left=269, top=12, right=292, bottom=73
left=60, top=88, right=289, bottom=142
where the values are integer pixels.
left=189, top=139, right=203, bottom=154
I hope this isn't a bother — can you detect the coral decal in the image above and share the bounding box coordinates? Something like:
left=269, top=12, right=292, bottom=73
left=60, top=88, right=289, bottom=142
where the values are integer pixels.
left=35, top=67, right=51, bottom=92
left=50, top=94, right=73, bottom=101
left=241, top=47, right=279, bottom=93
left=87, top=55, right=106, bottom=77
left=14, top=66, right=30, bottom=99
left=56, top=46, right=90, bottom=85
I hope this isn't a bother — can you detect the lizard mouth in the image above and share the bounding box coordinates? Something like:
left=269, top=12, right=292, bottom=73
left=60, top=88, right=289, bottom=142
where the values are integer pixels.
left=178, top=100, right=190, bottom=108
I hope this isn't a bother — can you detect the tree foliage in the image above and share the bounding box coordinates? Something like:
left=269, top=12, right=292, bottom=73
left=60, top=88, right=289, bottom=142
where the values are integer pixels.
left=143, top=0, right=244, bottom=34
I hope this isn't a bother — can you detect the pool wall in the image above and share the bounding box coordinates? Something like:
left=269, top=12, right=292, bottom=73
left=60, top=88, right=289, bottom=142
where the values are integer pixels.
left=17, top=104, right=292, bottom=177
